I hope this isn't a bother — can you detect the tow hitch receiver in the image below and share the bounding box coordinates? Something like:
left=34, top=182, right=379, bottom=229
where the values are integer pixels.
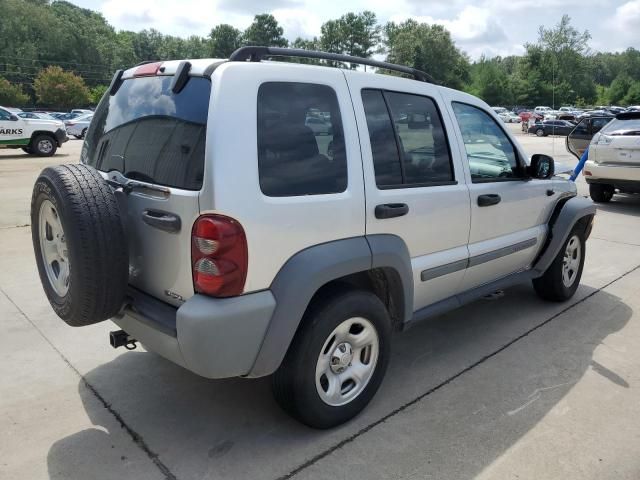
left=109, top=330, right=138, bottom=350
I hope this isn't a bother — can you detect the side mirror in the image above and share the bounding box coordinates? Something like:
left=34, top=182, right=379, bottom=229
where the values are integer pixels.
left=529, top=154, right=554, bottom=179
left=9, top=114, right=19, bottom=121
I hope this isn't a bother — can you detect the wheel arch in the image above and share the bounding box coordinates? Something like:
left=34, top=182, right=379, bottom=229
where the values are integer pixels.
left=247, top=235, right=413, bottom=377
left=532, top=195, right=595, bottom=276
left=30, top=130, right=58, bottom=145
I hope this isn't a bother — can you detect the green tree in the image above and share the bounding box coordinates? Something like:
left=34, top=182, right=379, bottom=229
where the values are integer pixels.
left=89, top=84, right=107, bottom=105
left=529, top=15, right=595, bottom=105
left=243, top=14, right=288, bottom=47
left=319, top=11, right=380, bottom=67
left=624, top=81, right=640, bottom=104
left=0, top=77, right=30, bottom=106
left=607, top=74, right=633, bottom=104
left=34, top=66, right=90, bottom=108
left=468, top=57, right=512, bottom=105
left=384, top=20, right=470, bottom=89
left=209, top=24, right=242, bottom=57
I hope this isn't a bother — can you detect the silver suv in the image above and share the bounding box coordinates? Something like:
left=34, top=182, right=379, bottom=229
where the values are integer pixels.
left=31, top=47, right=595, bottom=429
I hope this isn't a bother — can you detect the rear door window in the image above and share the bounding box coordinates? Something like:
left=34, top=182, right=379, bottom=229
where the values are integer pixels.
left=257, top=82, right=347, bottom=197
left=84, top=76, right=211, bottom=190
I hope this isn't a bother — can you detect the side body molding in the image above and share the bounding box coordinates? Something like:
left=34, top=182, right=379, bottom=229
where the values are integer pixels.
left=532, top=196, right=596, bottom=276
left=247, top=235, right=414, bottom=378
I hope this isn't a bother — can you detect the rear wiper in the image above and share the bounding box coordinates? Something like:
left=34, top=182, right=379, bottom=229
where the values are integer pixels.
left=106, top=170, right=170, bottom=196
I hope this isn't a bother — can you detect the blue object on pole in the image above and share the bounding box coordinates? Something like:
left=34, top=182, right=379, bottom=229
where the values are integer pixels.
left=570, top=146, right=589, bottom=182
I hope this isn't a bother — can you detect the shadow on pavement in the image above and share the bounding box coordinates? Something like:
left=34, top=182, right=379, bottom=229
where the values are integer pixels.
left=47, top=286, right=632, bottom=480
left=594, top=194, right=640, bottom=217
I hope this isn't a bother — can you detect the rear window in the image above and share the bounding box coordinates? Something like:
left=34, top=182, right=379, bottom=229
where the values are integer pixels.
left=603, top=119, right=640, bottom=136
left=84, top=76, right=211, bottom=190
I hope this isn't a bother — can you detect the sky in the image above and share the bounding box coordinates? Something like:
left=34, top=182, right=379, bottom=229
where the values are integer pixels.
left=69, top=0, right=640, bottom=59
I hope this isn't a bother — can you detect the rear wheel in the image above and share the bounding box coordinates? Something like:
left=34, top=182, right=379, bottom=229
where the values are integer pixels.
left=31, top=134, right=57, bottom=157
left=589, top=183, right=614, bottom=203
left=272, top=289, right=391, bottom=429
left=80, top=128, right=87, bottom=139
left=536, top=128, right=545, bottom=137
left=31, top=164, right=129, bottom=326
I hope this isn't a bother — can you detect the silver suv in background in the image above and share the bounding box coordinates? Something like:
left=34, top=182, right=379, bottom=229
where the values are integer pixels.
left=582, top=112, right=640, bottom=202
left=31, top=47, right=595, bottom=429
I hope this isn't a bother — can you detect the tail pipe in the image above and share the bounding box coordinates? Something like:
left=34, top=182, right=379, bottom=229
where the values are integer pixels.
left=109, top=330, right=137, bottom=350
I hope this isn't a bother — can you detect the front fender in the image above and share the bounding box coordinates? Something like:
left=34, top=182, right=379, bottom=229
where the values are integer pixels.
left=533, top=196, right=596, bottom=276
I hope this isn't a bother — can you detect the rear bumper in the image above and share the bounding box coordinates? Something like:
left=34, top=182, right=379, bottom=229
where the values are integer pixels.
left=584, top=160, right=640, bottom=184
left=113, top=287, right=276, bottom=379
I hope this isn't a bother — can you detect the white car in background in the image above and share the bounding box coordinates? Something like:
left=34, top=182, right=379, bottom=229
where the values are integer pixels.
left=534, top=106, right=558, bottom=120
left=65, top=113, right=93, bottom=139
left=502, top=112, right=521, bottom=123
left=584, top=112, right=640, bottom=202
left=492, top=107, right=520, bottom=123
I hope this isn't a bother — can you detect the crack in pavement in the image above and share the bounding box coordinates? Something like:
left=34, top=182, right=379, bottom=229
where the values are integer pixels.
left=0, top=224, right=30, bottom=230
left=590, top=236, right=640, bottom=247
left=0, top=287, right=178, bottom=480
left=277, top=263, right=640, bottom=480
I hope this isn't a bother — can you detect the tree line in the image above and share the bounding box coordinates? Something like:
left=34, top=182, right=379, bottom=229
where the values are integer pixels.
left=1, top=0, right=639, bottom=109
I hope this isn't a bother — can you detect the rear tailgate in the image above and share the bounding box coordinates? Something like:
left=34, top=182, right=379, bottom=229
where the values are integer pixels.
left=82, top=72, right=211, bottom=306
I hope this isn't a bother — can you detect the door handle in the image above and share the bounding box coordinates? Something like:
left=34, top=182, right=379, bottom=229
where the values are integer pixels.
left=375, top=203, right=409, bottom=219
left=477, top=194, right=501, bottom=207
left=142, top=209, right=181, bottom=233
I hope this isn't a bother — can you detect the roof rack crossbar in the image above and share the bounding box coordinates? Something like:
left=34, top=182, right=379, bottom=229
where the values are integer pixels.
left=228, top=46, right=435, bottom=84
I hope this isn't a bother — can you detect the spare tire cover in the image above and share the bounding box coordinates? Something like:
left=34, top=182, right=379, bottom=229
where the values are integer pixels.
left=31, top=164, right=129, bottom=326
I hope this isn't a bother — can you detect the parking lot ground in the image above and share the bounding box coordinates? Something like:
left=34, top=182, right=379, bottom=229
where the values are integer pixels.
left=1, top=136, right=640, bottom=480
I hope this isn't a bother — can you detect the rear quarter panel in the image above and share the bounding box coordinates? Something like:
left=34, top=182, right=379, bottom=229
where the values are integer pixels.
left=202, top=62, right=366, bottom=293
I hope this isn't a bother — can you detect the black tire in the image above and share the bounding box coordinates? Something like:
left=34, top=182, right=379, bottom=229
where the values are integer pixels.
left=31, top=164, right=129, bottom=326
left=31, top=134, right=58, bottom=157
left=533, top=225, right=586, bottom=302
left=536, top=128, right=545, bottom=137
left=22, top=146, right=34, bottom=154
left=589, top=183, right=614, bottom=203
left=272, top=288, right=392, bottom=429
left=80, top=128, right=87, bottom=139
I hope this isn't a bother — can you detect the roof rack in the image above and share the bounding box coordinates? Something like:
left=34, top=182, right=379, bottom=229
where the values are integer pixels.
left=228, top=46, right=436, bottom=84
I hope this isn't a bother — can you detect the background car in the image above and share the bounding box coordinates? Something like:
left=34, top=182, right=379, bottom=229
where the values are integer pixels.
left=17, top=112, right=56, bottom=120
left=528, top=120, right=576, bottom=137
left=65, top=113, right=93, bottom=139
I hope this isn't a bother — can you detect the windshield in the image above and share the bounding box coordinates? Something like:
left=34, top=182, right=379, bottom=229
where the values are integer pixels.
left=83, top=75, right=211, bottom=190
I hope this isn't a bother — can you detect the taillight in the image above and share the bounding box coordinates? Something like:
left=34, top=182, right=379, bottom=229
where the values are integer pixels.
left=191, top=215, right=248, bottom=297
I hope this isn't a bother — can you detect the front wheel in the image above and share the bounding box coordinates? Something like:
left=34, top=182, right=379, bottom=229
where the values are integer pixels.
left=533, top=226, right=586, bottom=301
left=272, top=289, right=392, bottom=429
left=536, top=128, right=545, bottom=137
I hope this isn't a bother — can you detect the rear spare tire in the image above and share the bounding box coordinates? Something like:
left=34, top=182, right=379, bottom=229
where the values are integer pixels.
left=31, top=164, right=128, bottom=326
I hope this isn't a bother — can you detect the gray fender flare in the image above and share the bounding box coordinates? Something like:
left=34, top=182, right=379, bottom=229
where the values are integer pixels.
left=533, top=196, right=596, bottom=276
left=247, top=235, right=413, bottom=378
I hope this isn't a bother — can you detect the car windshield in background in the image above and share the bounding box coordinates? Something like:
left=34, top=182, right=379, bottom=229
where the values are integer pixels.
left=83, top=75, right=211, bottom=190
